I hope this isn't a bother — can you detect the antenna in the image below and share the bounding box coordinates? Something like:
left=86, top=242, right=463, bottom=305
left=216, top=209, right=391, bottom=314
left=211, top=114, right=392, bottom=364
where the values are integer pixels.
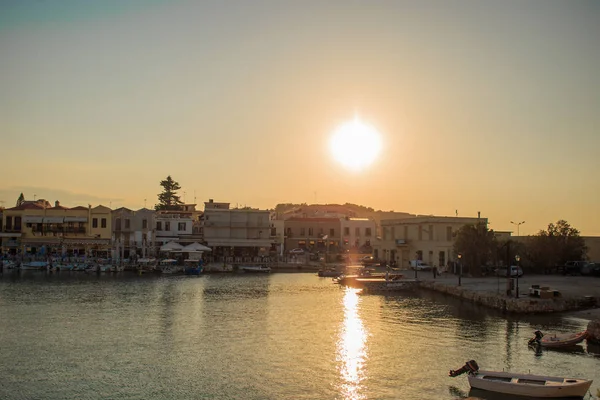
left=110, top=201, right=112, bottom=209
left=455, top=209, right=458, bottom=217
left=144, top=199, right=147, bottom=208
left=34, top=194, right=37, bottom=201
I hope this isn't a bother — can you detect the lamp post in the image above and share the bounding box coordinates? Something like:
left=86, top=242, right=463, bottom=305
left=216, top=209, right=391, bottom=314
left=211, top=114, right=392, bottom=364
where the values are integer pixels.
left=414, top=253, right=418, bottom=279
left=457, top=253, right=462, bottom=286
left=515, top=255, right=520, bottom=299
left=510, top=221, right=525, bottom=237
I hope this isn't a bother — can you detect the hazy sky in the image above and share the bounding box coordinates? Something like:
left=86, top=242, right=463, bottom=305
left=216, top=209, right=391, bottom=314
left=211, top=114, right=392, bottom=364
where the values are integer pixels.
left=1, top=0, right=599, bottom=235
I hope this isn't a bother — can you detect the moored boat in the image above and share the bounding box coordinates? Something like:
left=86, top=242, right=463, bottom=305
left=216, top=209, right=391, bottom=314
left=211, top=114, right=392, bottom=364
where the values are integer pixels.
left=528, top=330, right=588, bottom=348
left=20, top=261, right=48, bottom=270
left=449, top=360, right=593, bottom=398
left=240, top=265, right=271, bottom=273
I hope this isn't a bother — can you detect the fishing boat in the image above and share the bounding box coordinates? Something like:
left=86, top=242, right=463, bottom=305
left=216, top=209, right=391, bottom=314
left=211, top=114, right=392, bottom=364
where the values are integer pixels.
left=240, top=265, right=271, bottom=273
left=183, top=259, right=203, bottom=275
left=528, top=330, right=588, bottom=348
left=449, top=360, right=593, bottom=398
left=317, top=268, right=343, bottom=278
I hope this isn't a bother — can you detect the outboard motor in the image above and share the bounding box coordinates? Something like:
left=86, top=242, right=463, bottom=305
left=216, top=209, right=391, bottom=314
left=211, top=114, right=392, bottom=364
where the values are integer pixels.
left=528, top=330, right=544, bottom=346
left=449, top=360, right=479, bottom=377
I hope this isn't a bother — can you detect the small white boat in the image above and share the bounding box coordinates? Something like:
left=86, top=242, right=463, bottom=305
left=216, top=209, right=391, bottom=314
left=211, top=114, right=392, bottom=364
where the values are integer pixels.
left=240, top=265, right=271, bottom=273
left=529, top=330, right=588, bottom=348
left=20, top=261, right=48, bottom=270
left=449, top=360, right=593, bottom=398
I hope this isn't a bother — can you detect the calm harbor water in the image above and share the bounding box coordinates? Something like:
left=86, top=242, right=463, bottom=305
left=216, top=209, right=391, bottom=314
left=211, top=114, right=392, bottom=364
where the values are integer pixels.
left=0, top=271, right=598, bottom=400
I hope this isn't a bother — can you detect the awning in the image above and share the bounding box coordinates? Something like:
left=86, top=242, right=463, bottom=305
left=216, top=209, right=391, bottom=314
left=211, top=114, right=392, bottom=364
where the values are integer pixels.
left=23, top=216, right=44, bottom=223
left=43, top=217, right=64, bottom=223
left=182, top=242, right=212, bottom=252
left=160, top=241, right=184, bottom=251
left=64, top=217, right=88, bottom=222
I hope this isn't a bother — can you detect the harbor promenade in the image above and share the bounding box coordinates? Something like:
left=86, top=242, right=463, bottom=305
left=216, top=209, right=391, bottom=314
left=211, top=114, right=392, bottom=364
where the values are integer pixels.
left=412, top=269, right=600, bottom=316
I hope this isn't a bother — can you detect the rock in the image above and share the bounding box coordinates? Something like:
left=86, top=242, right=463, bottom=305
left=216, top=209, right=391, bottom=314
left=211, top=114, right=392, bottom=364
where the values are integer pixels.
left=587, top=319, right=600, bottom=344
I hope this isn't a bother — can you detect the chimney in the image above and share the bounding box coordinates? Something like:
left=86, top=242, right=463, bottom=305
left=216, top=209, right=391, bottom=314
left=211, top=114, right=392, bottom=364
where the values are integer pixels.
left=55, top=200, right=60, bottom=208
left=209, top=199, right=213, bottom=203
left=477, top=211, right=480, bottom=219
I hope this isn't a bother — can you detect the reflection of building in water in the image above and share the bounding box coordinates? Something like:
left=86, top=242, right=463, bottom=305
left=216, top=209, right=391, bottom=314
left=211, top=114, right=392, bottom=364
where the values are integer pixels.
left=337, top=288, right=366, bottom=400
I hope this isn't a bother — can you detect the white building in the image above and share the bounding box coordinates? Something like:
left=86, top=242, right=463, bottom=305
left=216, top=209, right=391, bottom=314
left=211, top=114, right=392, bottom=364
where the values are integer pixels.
left=154, top=210, right=193, bottom=246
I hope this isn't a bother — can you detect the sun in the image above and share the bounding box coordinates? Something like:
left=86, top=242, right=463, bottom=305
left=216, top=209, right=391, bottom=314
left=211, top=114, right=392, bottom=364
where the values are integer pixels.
left=330, top=118, right=382, bottom=171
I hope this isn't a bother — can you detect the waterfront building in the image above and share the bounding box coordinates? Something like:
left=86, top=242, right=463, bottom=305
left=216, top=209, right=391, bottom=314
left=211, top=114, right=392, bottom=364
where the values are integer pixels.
left=340, top=217, right=377, bottom=253
left=269, top=218, right=285, bottom=257
left=202, top=199, right=273, bottom=261
left=0, top=200, right=111, bottom=257
left=154, top=207, right=194, bottom=248
left=374, top=215, right=488, bottom=269
left=283, top=217, right=341, bottom=253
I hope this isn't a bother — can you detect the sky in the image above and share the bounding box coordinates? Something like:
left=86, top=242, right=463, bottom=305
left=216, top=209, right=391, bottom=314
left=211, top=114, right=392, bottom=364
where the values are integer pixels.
left=1, top=0, right=599, bottom=236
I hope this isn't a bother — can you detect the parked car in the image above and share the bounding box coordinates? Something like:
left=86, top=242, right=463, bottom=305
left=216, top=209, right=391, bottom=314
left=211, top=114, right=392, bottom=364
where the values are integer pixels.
left=360, top=256, right=379, bottom=266
left=494, top=266, right=524, bottom=277
left=289, top=248, right=306, bottom=255
left=562, top=261, right=588, bottom=275
left=582, top=262, right=600, bottom=276
left=410, top=260, right=432, bottom=271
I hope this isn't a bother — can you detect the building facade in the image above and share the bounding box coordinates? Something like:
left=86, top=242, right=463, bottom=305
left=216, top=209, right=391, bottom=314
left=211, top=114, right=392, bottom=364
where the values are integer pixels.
left=374, top=215, right=488, bottom=269
left=283, top=217, right=342, bottom=253
left=340, top=217, right=377, bottom=252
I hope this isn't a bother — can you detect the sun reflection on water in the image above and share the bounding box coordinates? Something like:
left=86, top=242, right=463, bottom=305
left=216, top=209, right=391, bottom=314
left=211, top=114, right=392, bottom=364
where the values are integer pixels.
left=337, top=287, right=367, bottom=400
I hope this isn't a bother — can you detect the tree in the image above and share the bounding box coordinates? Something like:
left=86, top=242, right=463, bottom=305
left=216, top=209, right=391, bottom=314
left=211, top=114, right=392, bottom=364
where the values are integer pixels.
left=453, top=222, right=498, bottom=276
left=527, top=220, right=586, bottom=270
left=16, top=193, right=25, bottom=207
left=155, top=176, right=184, bottom=210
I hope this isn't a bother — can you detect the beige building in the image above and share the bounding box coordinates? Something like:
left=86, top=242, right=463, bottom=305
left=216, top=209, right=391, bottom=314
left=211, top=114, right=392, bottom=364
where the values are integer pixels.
left=340, top=217, right=377, bottom=251
left=202, top=199, right=273, bottom=257
left=0, top=200, right=111, bottom=257
left=374, top=215, right=488, bottom=269
left=283, top=217, right=342, bottom=253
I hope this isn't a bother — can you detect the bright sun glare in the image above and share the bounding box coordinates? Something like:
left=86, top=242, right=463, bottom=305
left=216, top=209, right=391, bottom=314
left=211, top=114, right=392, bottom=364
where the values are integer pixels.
left=330, top=118, right=382, bottom=171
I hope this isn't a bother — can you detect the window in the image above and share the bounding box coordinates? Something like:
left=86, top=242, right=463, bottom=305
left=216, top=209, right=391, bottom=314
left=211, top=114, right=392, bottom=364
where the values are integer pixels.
left=382, top=227, right=387, bottom=240
left=355, top=227, right=360, bottom=236
left=125, top=219, right=130, bottom=229
left=300, top=227, right=305, bottom=236
left=319, top=228, right=324, bottom=236
left=344, top=227, right=349, bottom=236
left=329, top=228, right=334, bottom=237
left=156, top=221, right=162, bottom=231
left=446, top=226, right=452, bottom=241
left=165, top=221, right=170, bottom=231
left=14, top=216, right=21, bottom=231
left=365, top=228, right=372, bottom=237
left=92, top=218, right=98, bottom=228
left=286, top=227, right=292, bottom=237
left=391, top=226, right=395, bottom=239
left=142, top=219, right=148, bottom=229
left=115, top=218, right=121, bottom=230
left=101, top=218, right=107, bottom=228
left=439, top=251, right=446, bottom=267
left=403, top=225, right=408, bottom=239
left=6, top=216, right=12, bottom=230
left=178, top=222, right=186, bottom=231
left=308, top=227, right=313, bottom=236
left=418, top=226, right=423, bottom=241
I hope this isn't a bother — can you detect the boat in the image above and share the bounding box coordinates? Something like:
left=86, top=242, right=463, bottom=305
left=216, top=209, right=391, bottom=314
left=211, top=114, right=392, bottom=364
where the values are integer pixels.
left=528, top=330, right=588, bottom=348
left=449, top=360, right=593, bottom=398
left=182, top=259, right=203, bottom=275
left=318, top=268, right=343, bottom=278
left=20, top=261, right=48, bottom=270
left=240, top=265, right=271, bottom=273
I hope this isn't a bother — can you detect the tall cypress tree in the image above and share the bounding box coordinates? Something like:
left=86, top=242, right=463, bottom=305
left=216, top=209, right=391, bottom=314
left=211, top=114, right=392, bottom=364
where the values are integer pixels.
left=16, top=193, right=25, bottom=207
left=155, top=176, right=184, bottom=210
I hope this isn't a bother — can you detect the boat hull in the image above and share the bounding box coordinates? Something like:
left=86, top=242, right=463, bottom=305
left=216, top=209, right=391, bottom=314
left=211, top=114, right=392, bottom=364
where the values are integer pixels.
left=468, top=370, right=592, bottom=398
left=540, top=331, right=587, bottom=348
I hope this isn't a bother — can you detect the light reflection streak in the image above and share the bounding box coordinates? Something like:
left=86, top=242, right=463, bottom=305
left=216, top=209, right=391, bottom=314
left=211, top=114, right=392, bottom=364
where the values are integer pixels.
left=337, top=287, right=367, bottom=400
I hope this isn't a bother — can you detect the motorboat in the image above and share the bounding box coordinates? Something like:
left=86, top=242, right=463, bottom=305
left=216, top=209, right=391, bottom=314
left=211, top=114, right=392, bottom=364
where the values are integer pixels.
left=449, top=360, right=592, bottom=398
left=317, top=268, right=343, bottom=278
left=528, top=330, right=588, bottom=348
left=20, top=261, right=48, bottom=270
left=240, top=265, right=271, bottom=273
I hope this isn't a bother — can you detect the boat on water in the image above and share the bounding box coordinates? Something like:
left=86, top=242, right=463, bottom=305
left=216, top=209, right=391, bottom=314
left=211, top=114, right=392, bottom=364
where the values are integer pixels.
left=528, top=330, right=588, bottom=348
left=20, top=261, right=48, bottom=270
left=240, top=265, right=271, bottom=273
left=317, top=269, right=343, bottom=278
left=449, top=360, right=593, bottom=398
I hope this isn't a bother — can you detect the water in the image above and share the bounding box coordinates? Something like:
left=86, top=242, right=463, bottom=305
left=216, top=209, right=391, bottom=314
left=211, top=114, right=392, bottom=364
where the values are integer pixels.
left=1, top=271, right=598, bottom=400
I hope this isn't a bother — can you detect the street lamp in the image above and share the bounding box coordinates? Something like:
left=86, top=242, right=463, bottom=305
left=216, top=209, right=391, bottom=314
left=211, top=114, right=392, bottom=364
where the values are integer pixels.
left=510, top=221, right=525, bottom=237
left=515, top=255, right=521, bottom=299
left=414, top=253, right=418, bottom=279
left=457, top=253, right=462, bottom=286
